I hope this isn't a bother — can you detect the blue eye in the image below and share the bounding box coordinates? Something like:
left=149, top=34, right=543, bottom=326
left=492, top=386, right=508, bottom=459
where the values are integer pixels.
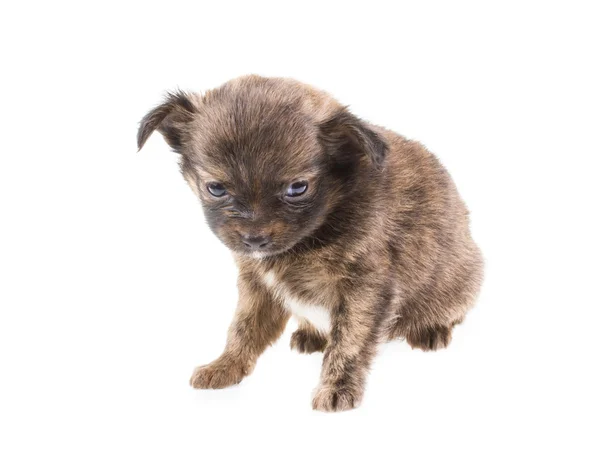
left=285, top=181, right=308, bottom=197
left=207, top=182, right=227, bottom=197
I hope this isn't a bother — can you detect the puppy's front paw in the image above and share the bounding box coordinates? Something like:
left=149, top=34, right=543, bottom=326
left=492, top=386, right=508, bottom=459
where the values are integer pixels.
left=189, top=358, right=250, bottom=389
left=290, top=328, right=327, bottom=354
left=312, top=382, right=363, bottom=412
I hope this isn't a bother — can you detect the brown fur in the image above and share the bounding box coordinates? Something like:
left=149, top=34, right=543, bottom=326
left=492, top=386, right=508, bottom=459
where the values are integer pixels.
left=137, top=75, right=484, bottom=412
left=290, top=319, right=328, bottom=354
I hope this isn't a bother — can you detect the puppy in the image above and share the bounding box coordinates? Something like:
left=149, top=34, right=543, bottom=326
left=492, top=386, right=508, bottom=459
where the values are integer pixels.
left=137, top=75, right=483, bottom=411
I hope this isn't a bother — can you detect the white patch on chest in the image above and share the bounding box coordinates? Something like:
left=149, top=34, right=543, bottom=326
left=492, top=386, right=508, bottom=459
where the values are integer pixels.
left=262, top=271, right=331, bottom=333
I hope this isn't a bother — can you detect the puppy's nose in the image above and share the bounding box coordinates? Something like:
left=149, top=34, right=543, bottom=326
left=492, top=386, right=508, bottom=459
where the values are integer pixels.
left=241, top=233, right=272, bottom=250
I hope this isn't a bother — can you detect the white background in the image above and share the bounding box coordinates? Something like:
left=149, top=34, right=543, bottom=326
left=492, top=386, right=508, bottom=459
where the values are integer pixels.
left=1, top=1, right=599, bottom=472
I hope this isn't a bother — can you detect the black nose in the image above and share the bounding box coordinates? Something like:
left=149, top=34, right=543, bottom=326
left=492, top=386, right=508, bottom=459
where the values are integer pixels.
left=241, top=233, right=272, bottom=250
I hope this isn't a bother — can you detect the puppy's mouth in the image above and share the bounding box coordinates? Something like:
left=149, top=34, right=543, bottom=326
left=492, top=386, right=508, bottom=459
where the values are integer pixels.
left=235, top=242, right=295, bottom=260
left=245, top=246, right=289, bottom=260
left=249, top=250, right=273, bottom=260
left=227, top=229, right=316, bottom=260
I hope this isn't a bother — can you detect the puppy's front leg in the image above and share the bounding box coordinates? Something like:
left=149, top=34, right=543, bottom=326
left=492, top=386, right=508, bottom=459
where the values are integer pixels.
left=312, top=289, right=387, bottom=412
left=190, top=271, right=289, bottom=389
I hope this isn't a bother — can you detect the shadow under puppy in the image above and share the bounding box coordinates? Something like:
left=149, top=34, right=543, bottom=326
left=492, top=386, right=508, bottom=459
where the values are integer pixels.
left=137, top=75, right=483, bottom=412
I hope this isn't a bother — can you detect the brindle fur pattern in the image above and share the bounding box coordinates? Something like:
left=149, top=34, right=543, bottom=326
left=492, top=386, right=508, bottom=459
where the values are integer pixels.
left=138, top=75, right=483, bottom=412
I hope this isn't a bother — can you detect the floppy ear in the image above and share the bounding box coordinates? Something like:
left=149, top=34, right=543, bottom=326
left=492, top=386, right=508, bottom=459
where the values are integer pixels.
left=137, top=91, right=198, bottom=152
left=318, top=107, right=388, bottom=168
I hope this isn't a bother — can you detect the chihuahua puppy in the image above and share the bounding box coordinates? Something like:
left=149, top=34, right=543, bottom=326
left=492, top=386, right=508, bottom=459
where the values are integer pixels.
left=137, top=75, right=483, bottom=411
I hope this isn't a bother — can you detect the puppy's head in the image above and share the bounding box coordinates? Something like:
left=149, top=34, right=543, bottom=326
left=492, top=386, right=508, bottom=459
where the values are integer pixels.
left=137, top=76, right=388, bottom=258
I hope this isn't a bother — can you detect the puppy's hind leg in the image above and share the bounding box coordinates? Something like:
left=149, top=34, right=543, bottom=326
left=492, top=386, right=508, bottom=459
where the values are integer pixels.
left=404, top=319, right=458, bottom=351
left=290, top=319, right=328, bottom=354
left=388, top=275, right=478, bottom=351
left=387, top=297, right=463, bottom=351
left=387, top=245, right=483, bottom=351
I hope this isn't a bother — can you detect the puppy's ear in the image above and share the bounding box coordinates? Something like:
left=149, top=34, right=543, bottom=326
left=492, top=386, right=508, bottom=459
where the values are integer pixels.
left=137, top=91, right=198, bottom=152
left=318, top=108, right=388, bottom=168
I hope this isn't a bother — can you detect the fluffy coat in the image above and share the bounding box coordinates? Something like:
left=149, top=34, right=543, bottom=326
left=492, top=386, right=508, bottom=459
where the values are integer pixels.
left=137, top=75, right=483, bottom=411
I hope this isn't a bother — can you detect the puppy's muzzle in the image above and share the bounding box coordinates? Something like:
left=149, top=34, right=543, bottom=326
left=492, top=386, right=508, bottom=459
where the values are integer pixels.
left=241, top=233, right=272, bottom=250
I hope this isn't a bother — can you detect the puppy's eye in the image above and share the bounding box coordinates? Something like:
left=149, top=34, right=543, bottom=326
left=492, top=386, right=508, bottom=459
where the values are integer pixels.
left=207, top=182, right=227, bottom=197
left=285, top=181, right=308, bottom=198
